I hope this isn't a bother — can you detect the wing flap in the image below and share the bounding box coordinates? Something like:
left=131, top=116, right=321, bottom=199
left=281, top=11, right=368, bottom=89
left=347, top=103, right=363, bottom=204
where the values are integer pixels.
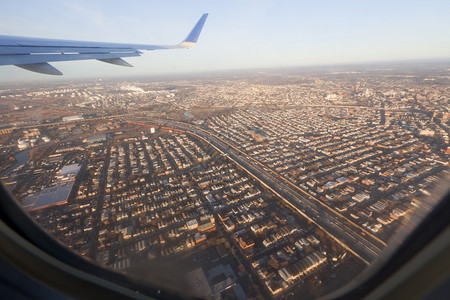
left=98, top=58, right=133, bottom=67
left=15, top=63, right=62, bottom=75
left=0, top=51, right=141, bottom=66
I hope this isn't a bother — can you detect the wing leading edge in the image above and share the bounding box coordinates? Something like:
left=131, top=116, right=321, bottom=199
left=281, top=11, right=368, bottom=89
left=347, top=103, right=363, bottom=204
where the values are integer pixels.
left=0, top=13, right=208, bottom=75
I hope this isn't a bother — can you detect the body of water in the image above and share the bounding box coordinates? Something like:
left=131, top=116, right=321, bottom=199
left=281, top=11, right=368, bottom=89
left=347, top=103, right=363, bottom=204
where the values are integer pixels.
left=184, top=112, right=194, bottom=118
left=1, top=149, right=31, bottom=177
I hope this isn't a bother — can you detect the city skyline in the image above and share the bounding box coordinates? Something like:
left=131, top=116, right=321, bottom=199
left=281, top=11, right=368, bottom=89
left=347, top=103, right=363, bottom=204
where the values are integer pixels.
left=1, top=0, right=450, bottom=82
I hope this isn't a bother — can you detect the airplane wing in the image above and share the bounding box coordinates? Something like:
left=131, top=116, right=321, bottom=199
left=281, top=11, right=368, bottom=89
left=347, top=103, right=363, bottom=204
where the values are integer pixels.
left=0, top=13, right=208, bottom=75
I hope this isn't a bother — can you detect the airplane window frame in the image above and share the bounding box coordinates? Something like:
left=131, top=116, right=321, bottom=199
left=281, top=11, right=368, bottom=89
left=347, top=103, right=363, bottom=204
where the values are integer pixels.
left=1, top=6, right=449, bottom=300
left=0, top=181, right=186, bottom=299
left=0, top=178, right=448, bottom=300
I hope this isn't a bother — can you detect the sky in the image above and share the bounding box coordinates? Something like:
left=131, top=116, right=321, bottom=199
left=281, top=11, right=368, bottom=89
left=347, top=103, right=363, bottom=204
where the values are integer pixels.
left=1, top=0, right=450, bottom=82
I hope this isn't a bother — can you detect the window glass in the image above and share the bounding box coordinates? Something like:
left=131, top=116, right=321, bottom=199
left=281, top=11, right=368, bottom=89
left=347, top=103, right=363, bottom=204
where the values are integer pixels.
left=1, top=1, right=449, bottom=299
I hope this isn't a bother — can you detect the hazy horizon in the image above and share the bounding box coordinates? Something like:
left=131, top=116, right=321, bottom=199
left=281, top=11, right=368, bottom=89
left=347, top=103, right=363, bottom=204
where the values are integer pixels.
left=1, top=0, right=450, bottom=82
left=1, top=58, right=450, bottom=88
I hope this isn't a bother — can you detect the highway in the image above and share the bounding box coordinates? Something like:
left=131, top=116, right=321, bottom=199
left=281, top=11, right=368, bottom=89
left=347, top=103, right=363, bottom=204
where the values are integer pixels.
left=133, top=117, right=387, bottom=264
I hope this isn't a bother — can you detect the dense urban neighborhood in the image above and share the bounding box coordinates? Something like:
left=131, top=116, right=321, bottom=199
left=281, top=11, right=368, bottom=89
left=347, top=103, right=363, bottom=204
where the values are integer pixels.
left=0, top=63, right=449, bottom=299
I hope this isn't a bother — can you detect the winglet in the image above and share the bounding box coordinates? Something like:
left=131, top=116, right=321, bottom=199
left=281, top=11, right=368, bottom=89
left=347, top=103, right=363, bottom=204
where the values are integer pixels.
left=179, top=13, right=208, bottom=49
